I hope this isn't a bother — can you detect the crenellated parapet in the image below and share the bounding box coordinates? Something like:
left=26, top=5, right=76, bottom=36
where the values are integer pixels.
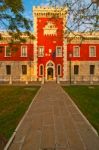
left=33, top=6, right=68, bottom=18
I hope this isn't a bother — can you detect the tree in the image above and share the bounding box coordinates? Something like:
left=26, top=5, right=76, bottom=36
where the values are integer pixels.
left=0, top=0, right=34, bottom=43
left=48, top=0, right=99, bottom=37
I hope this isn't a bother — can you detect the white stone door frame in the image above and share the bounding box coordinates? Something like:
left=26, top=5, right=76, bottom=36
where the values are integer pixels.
left=45, top=60, right=55, bottom=81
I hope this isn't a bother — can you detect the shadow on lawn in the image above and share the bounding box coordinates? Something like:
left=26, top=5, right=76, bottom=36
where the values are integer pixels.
left=0, top=134, right=7, bottom=150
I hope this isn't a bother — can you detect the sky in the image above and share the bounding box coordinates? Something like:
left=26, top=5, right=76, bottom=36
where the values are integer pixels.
left=23, top=0, right=49, bottom=20
left=22, top=0, right=96, bottom=32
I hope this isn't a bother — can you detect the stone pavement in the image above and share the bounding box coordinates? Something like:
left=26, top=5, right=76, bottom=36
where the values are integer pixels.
left=8, top=82, right=99, bottom=150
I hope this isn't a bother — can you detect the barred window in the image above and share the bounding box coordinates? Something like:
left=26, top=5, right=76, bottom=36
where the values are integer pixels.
left=38, top=46, right=44, bottom=57
left=89, top=46, right=96, bottom=57
left=56, top=46, right=62, bottom=57
left=74, top=65, right=79, bottom=75
left=21, top=46, right=27, bottom=57
left=73, top=46, right=80, bottom=57
left=90, top=65, right=95, bottom=75
left=6, top=65, right=11, bottom=75
left=22, top=65, right=27, bottom=75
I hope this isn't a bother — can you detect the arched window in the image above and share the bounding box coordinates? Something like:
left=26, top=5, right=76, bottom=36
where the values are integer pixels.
left=57, top=64, right=61, bottom=76
left=39, top=65, right=44, bottom=76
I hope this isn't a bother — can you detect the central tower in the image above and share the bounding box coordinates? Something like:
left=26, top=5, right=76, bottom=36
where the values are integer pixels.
left=33, top=6, right=68, bottom=81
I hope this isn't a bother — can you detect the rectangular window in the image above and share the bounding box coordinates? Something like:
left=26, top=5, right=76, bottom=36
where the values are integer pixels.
left=38, top=46, right=44, bottom=57
left=6, top=65, right=11, bottom=75
left=57, top=65, right=61, bottom=76
left=22, top=65, right=27, bottom=75
left=0, top=46, right=4, bottom=53
left=39, top=65, right=43, bottom=76
left=90, top=65, right=95, bottom=75
left=21, top=46, right=27, bottom=57
left=56, top=46, right=62, bottom=57
left=73, top=46, right=80, bottom=57
left=89, top=46, right=96, bottom=57
left=74, top=65, right=79, bottom=75
left=5, top=46, right=11, bottom=57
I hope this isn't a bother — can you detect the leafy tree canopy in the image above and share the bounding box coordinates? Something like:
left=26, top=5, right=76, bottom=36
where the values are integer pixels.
left=0, top=0, right=35, bottom=44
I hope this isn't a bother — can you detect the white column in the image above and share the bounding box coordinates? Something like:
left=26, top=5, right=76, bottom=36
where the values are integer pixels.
left=33, top=9, right=38, bottom=81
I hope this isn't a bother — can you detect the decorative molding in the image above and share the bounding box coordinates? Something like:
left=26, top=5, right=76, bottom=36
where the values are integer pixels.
left=43, top=22, right=57, bottom=36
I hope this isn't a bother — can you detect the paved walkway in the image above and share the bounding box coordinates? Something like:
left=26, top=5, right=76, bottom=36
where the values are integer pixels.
left=8, top=82, right=99, bottom=150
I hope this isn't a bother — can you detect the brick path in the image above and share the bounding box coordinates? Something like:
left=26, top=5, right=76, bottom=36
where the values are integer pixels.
left=8, top=82, right=99, bottom=150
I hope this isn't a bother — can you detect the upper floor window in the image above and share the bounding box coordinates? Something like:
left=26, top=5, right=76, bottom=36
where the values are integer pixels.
left=22, top=65, right=27, bottom=75
left=73, top=46, right=80, bottom=57
left=74, top=65, right=79, bottom=75
left=38, top=46, right=44, bottom=57
left=6, top=65, right=11, bottom=75
left=90, top=65, right=95, bottom=75
left=5, top=46, right=11, bottom=57
left=89, top=46, right=96, bottom=57
left=56, top=46, right=62, bottom=57
left=0, top=46, right=4, bottom=53
left=21, top=46, right=27, bottom=57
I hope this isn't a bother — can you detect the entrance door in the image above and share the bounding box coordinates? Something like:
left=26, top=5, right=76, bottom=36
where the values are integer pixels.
left=47, top=68, right=53, bottom=80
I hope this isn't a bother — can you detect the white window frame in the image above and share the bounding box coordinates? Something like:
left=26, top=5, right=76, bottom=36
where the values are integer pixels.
left=56, top=46, right=62, bottom=57
left=89, top=46, right=96, bottom=57
left=39, top=64, right=44, bottom=76
left=73, top=46, right=80, bottom=57
left=38, top=46, right=44, bottom=57
left=21, top=46, right=27, bottom=57
left=5, top=46, right=11, bottom=57
left=57, top=64, right=62, bottom=76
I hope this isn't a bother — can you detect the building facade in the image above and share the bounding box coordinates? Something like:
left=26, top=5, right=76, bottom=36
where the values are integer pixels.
left=0, top=6, right=99, bottom=83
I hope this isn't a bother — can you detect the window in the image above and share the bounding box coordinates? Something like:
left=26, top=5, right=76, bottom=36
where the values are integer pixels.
left=21, top=46, right=27, bottom=57
left=57, top=64, right=61, bottom=76
left=6, top=65, right=11, bottom=75
left=73, top=46, right=80, bottom=57
left=22, top=65, right=27, bottom=75
left=74, top=65, right=79, bottom=75
left=0, top=46, right=4, bottom=53
left=38, top=46, right=44, bottom=57
left=39, top=65, right=44, bottom=76
left=5, top=46, right=11, bottom=57
left=89, top=46, right=96, bottom=57
left=90, top=65, right=95, bottom=75
left=56, top=46, right=62, bottom=57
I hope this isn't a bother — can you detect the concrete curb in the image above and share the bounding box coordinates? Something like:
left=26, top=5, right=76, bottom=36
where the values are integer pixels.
left=4, top=86, right=42, bottom=150
left=62, top=87, right=98, bottom=137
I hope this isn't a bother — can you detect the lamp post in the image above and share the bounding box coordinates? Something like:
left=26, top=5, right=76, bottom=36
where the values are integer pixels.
left=69, top=53, right=72, bottom=85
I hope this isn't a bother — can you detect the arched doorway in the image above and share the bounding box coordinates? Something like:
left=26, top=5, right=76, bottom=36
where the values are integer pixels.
left=46, top=61, right=55, bottom=81
left=47, top=67, right=53, bottom=80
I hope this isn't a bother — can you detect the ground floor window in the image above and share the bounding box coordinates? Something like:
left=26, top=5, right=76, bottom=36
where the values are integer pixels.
left=22, top=65, right=27, bottom=75
left=39, top=65, right=44, bottom=76
left=90, top=65, right=95, bottom=75
left=57, top=64, right=61, bottom=76
left=6, top=65, right=11, bottom=75
left=74, top=65, right=79, bottom=75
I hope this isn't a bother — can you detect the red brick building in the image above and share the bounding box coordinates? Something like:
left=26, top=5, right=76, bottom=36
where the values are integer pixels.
left=0, top=6, right=99, bottom=83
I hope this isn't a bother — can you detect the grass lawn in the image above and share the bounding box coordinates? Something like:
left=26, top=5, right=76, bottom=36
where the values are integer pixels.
left=63, top=85, right=99, bottom=134
left=0, top=85, right=40, bottom=141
